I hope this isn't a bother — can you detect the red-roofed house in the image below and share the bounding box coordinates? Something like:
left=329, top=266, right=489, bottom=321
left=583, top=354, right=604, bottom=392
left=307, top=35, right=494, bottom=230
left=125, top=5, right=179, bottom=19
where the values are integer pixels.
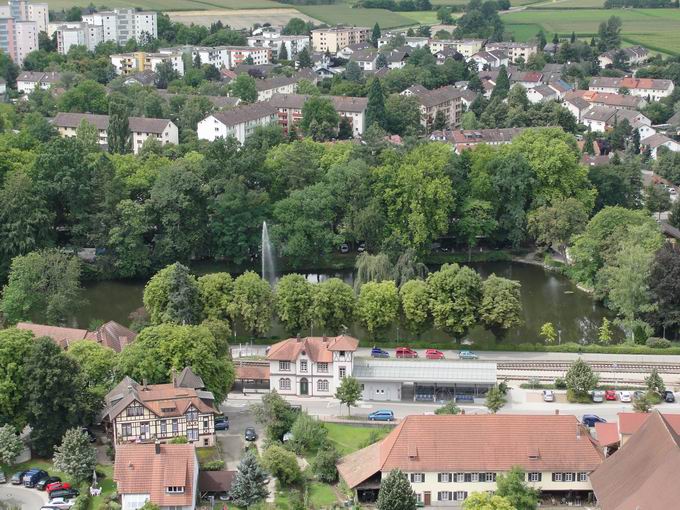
left=266, top=335, right=359, bottom=396
left=338, top=414, right=603, bottom=505
left=114, top=442, right=198, bottom=510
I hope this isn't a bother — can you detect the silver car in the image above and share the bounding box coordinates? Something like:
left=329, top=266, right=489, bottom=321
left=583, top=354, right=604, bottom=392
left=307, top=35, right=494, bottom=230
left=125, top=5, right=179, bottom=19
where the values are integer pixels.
left=592, top=390, right=605, bottom=403
left=543, top=390, right=555, bottom=402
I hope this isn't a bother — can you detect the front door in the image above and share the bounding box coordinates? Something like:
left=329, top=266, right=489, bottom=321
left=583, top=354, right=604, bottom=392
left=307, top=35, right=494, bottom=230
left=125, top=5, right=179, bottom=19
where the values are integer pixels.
left=300, top=378, right=309, bottom=395
left=424, top=491, right=431, bottom=506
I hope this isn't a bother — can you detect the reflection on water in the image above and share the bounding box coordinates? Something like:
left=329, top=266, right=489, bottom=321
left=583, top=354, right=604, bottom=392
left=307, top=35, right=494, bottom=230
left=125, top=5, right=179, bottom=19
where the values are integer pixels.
left=77, top=261, right=619, bottom=345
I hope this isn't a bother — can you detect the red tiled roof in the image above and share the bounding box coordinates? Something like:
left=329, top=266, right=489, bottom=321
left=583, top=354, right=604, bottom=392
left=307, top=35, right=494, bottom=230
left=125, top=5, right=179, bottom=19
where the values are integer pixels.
left=618, top=412, right=680, bottom=436
left=236, top=364, right=270, bottom=380
left=595, top=422, right=620, bottom=447
left=338, top=415, right=603, bottom=488
left=266, top=335, right=359, bottom=362
left=114, top=443, right=196, bottom=507
left=16, top=323, right=88, bottom=348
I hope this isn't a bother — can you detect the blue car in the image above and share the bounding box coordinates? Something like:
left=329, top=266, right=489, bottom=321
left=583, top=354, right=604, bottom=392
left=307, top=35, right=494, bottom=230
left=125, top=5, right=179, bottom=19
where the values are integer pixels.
left=582, top=414, right=606, bottom=427
left=368, top=409, right=395, bottom=421
left=215, top=417, right=229, bottom=431
left=371, top=347, right=389, bottom=358
left=458, top=350, right=479, bottom=360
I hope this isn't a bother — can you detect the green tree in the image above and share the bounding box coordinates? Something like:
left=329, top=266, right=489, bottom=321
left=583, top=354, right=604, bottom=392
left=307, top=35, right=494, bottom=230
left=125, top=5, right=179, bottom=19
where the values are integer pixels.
left=426, top=263, right=482, bottom=337
left=275, top=274, right=314, bottom=335
left=527, top=198, right=589, bottom=257
left=300, top=96, right=340, bottom=141
left=230, top=271, right=273, bottom=337
left=371, top=22, right=381, bottom=47
left=252, top=390, right=296, bottom=441
left=645, top=367, right=665, bottom=394
left=366, top=78, right=387, bottom=130
left=154, top=61, right=179, bottom=89
left=647, top=243, right=680, bottom=338
left=282, top=17, right=309, bottom=35
left=1, top=249, right=82, bottom=325
left=354, top=252, right=392, bottom=290
left=377, top=469, right=417, bottom=510
left=598, top=317, right=613, bottom=345
left=57, top=79, right=108, bottom=114
left=0, top=328, right=33, bottom=429
left=400, top=279, right=430, bottom=335
left=262, top=444, right=302, bottom=486
left=296, top=78, right=318, bottom=95
left=485, top=385, right=507, bottom=413
left=632, top=393, right=652, bottom=413
left=644, top=185, right=671, bottom=220
left=66, top=340, right=117, bottom=400
left=52, top=428, right=97, bottom=484
left=75, top=119, right=100, bottom=153
left=107, top=200, right=151, bottom=278
left=385, top=94, right=422, bottom=136
left=312, top=278, right=356, bottom=335
left=0, top=424, right=24, bottom=466
left=357, top=281, right=399, bottom=337
left=288, top=412, right=328, bottom=454
left=297, top=47, right=312, bottom=68
left=565, top=358, right=599, bottom=396
left=278, top=42, right=288, bottom=60
left=432, top=110, right=447, bottom=131
left=229, top=450, right=269, bottom=506
left=458, top=199, right=497, bottom=260
left=107, top=97, right=131, bottom=154
left=464, top=493, right=517, bottom=510
left=344, top=60, right=363, bottom=83
left=480, top=275, right=522, bottom=339
left=434, top=401, right=461, bottom=415
left=197, top=272, right=234, bottom=324
left=230, top=73, right=258, bottom=103
left=335, top=376, right=362, bottom=416
left=491, top=65, right=510, bottom=100
left=540, top=322, right=557, bottom=344
left=143, top=263, right=202, bottom=325
left=311, top=444, right=340, bottom=483
left=495, top=467, right=539, bottom=510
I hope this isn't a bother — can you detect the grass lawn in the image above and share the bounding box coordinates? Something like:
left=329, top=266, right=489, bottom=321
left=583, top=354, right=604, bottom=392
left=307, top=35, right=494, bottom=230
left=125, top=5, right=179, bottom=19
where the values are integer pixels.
left=503, top=8, right=680, bottom=55
left=400, top=10, right=440, bottom=24
left=309, top=482, right=338, bottom=507
left=296, top=4, right=419, bottom=27
left=196, top=445, right=221, bottom=465
left=325, top=422, right=390, bottom=455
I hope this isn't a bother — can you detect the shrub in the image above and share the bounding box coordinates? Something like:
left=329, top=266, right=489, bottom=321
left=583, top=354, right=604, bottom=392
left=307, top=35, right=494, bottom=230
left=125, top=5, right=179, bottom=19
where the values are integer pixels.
left=262, top=444, right=302, bottom=486
left=646, top=337, right=672, bottom=349
left=202, top=459, right=225, bottom=471
left=288, top=412, right=328, bottom=454
left=169, top=436, right=188, bottom=444
left=555, top=377, right=567, bottom=389
left=311, top=444, right=340, bottom=483
left=567, top=389, right=592, bottom=403
left=358, top=429, right=385, bottom=449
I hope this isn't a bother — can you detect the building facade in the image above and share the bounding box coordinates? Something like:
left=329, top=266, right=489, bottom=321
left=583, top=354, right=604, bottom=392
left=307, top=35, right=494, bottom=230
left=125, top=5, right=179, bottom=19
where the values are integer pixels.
left=485, top=42, right=537, bottom=63
left=428, top=39, right=484, bottom=58
left=247, top=30, right=310, bottom=58
left=269, top=93, right=368, bottom=136
left=111, top=51, right=185, bottom=76
left=589, top=76, right=674, bottom=102
left=55, top=22, right=104, bottom=53
left=266, top=336, right=359, bottom=397
left=311, top=25, right=370, bottom=53
left=197, top=102, right=277, bottom=144
left=83, top=9, right=157, bottom=46
left=402, top=84, right=463, bottom=131
left=17, top=70, right=61, bottom=93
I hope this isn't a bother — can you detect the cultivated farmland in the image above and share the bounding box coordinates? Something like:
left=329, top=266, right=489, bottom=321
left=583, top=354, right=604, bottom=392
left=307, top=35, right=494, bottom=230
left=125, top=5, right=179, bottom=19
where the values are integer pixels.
left=296, top=4, right=419, bottom=27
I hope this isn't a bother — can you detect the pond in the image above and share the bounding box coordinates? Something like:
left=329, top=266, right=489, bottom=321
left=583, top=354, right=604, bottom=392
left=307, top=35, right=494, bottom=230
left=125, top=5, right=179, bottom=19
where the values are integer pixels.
left=76, top=260, right=619, bottom=346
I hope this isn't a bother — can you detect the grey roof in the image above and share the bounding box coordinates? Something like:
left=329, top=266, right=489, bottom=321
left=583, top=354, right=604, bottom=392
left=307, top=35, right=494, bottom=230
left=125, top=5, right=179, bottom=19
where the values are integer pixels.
left=269, top=93, right=367, bottom=113
left=349, top=48, right=378, bottom=62
left=668, top=111, right=680, bottom=126
left=255, top=69, right=315, bottom=92
left=124, top=70, right=157, bottom=86
left=18, top=71, right=62, bottom=84
left=564, top=94, right=591, bottom=111
left=157, top=90, right=240, bottom=109
left=211, top=102, right=277, bottom=127
left=128, top=116, right=172, bottom=133
left=53, top=112, right=172, bottom=133
left=409, top=85, right=463, bottom=108
left=530, top=84, right=557, bottom=98
left=352, top=359, right=497, bottom=385
left=176, top=366, right=205, bottom=389
left=642, top=133, right=674, bottom=149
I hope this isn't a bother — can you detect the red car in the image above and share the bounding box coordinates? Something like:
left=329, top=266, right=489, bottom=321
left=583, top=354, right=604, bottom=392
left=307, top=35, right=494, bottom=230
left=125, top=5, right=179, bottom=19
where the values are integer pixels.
left=47, top=481, right=71, bottom=494
left=425, top=349, right=445, bottom=360
left=605, top=390, right=617, bottom=401
left=396, top=347, right=418, bottom=358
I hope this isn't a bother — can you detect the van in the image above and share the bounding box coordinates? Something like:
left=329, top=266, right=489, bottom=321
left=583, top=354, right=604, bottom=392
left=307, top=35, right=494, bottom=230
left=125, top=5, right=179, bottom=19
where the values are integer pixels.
left=23, top=468, right=49, bottom=488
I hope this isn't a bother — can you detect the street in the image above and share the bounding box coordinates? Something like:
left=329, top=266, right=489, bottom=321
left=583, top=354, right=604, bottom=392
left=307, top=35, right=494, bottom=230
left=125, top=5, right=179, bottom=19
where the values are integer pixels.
left=0, top=485, right=47, bottom=509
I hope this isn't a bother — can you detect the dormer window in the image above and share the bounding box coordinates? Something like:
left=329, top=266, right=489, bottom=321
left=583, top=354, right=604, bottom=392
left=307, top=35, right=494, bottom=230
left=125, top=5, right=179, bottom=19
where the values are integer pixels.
left=166, top=486, right=185, bottom=493
left=186, top=407, right=198, bottom=421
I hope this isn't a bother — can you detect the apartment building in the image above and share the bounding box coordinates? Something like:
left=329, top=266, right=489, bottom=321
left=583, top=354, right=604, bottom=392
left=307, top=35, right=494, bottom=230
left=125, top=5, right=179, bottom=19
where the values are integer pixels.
left=266, top=336, right=359, bottom=397
left=55, top=22, right=104, bottom=53
left=469, top=49, right=508, bottom=71
left=197, top=102, right=277, bottom=144
left=589, top=76, right=674, bottom=102
left=83, top=9, right=157, bottom=46
left=110, top=51, right=185, bottom=76
left=101, top=369, right=219, bottom=447
left=16, top=70, right=61, bottom=93
left=52, top=112, right=179, bottom=154
left=598, top=45, right=649, bottom=68
left=430, top=127, right=526, bottom=153
left=402, top=84, right=463, bottom=131
left=581, top=105, right=651, bottom=134
left=428, top=39, right=484, bottom=58
left=486, top=41, right=537, bottom=63
left=377, top=33, right=429, bottom=49
left=247, top=29, right=310, bottom=58
left=338, top=414, right=603, bottom=506
left=269, top=93, right=368, bottom=136
left=0, top=1, right=38, bottom=65
left=311, top=25, right=370, bottom=53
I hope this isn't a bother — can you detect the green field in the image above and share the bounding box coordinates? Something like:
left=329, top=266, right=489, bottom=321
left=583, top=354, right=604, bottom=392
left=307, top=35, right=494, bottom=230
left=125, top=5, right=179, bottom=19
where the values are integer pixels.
left=325, top=422, right=391, bottom=454
left=400, top=10, right=440, bottom=23
left=296, top=4, right=420, bottom=27
left=532, top=0, right=606, bottom=8
left=503, top=8, right=680, bottom=54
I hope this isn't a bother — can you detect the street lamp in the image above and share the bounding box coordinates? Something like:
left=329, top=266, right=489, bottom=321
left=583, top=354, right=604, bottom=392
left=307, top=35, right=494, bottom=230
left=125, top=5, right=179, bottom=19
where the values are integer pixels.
left=558, top=328, right=562, bottom=345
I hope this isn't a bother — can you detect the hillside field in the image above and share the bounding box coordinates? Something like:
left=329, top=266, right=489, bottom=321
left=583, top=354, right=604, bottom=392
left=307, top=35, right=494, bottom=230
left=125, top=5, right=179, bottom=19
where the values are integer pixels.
left=48, top=0, right=286, bottom=10
left=503, top=8, right=680, bottom=55
left=296, top=4, right=420, bottom=27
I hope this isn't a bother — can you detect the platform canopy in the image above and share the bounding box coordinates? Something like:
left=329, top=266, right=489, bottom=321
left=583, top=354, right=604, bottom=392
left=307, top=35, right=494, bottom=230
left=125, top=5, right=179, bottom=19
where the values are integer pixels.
left=352, top=358, right=497, bottom=385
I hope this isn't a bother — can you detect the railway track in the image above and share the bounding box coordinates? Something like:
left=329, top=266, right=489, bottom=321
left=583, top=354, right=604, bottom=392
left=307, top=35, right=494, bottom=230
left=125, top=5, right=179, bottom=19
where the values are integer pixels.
left=497, top=360, right=680, bottom=374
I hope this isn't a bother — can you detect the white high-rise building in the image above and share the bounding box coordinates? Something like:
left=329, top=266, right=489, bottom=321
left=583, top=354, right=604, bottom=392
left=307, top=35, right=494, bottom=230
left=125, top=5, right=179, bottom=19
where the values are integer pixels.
left=55, top=22, right=103, bottom=53
left=13, top=19, right=36, bottom=62
left=82, top=9, right=157, bottom=46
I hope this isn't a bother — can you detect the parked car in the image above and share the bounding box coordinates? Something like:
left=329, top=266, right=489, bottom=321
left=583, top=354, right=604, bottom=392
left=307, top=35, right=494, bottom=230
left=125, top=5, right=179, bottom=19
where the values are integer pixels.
left=45, top=498, right=75, bottom=509
left=619, top=391, right=632, bottom=403
left=542, top=390, right=555, bottom=402
left=215, top=416, right=229, bottom=431
left=339, top=243, right=349, bottom=254
left=24, top=468, right=49, bottom=487
left=605, top=390, right=617, bottom=401
left=244, top=427, right=257, bottom=442
left=48, top=488, right=79, bottom=500
left=0, top=471, right=6, bottom=484
left=357, top=242, right=366, bottom=253
left=591, top=390, right=605, bottom=403
left=664, top=390, right=676, bottom=403
left=396, top=347, right=418, bottom=358
left=368, top=409, right=395, bottom=422
left=11, top=471, right=27, bottom=485
left=459, top=350, right=479, bottom=360
left=582, top=414, right=606, bottom=427
left=47, top=481, right=72, bottom=494
left=425, top=349, right=445, bottom=360
left=37, top=476, right=61, bottom=491
left=371, top=347, right=389, bottom=358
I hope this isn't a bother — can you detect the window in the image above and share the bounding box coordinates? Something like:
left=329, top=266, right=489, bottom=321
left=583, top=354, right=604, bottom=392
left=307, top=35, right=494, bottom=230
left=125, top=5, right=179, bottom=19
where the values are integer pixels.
left=187, top=428, right=198, bottom=441
left=454, top=491, right=468, bottom=501
left=339, top=367, right=346, bottom=378
left=140, top=422, right=150, bottom=439
left=552, top=473, right=563, bottom=482
left=578, top=472, right=588, bottom=482
left=160, top=420, right=167, bottom=436
left=317, top=379, right=329, bottom=391
left=121, top=424, right=133, bottom=436
left=279, top=378, right=291, bottom=390
left=437, top=492, right=452, bottom=501
left=483, top=473, right=496, bottom=482
left=564, top=472, right=574, bottom=482
left=300, top=360, right=308, bottom=372
left=126, top=403, right=143, bottom=417
left=279, top=361, right=291, bottom=371
left=317, top=362, right=329, bottom=373
left=186, top=408, right=198, bottom=421
left=166, top=486, right=185, bottom=494
left=454, top=473, right=465, bottom=483
left=415, top=493, right=422, bottom=503
left=469, top=473, right=479, bottom=483
left=172, top=419, right=178, bottom=434
left=438, top=473, right=452, bottom=483
left=528, top=472, right=542, bottom=482
left=203, top=438, right=209, bottom=446
left=410, top=473, right=425, bottom=483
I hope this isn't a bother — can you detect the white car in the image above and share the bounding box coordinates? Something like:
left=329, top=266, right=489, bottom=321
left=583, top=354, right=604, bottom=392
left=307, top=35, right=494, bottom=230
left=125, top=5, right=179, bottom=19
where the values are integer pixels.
left=543, top=390, right=555, bottom=402
left=619, top=391, right=632, bottom=403
left=45, top=499, right=74, bottom=509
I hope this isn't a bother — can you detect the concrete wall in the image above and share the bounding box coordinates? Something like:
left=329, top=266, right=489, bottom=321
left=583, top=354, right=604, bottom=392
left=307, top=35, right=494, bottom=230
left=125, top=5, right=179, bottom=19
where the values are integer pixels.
left=360, top=381, right=402, bottom=402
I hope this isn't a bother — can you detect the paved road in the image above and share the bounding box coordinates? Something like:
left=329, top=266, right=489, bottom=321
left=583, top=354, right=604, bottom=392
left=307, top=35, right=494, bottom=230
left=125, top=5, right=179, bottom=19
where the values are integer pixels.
left=0, top=485, right=47, bottom=509
left=232, top=345, right=680, bottom=364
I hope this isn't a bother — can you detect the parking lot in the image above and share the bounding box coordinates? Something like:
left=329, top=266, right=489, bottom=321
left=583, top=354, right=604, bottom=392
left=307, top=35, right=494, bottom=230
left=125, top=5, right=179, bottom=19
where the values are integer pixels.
left=0, top=484, right=48, bottom=509
left=216, top=400, right=265, bottom=469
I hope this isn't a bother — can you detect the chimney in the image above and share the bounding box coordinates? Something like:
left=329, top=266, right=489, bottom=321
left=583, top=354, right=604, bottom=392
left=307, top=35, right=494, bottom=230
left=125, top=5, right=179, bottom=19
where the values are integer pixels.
left=155, top=440, right=161, bottom=454
left=296, top=334, right=301, bottom=343
left=323, top=335, right=328, bottom=343
left=126, top=385, right=133, bottom=393
left=461, top=409, right=465, bottom=415
left=171, top=369, right=177, bottom=387
left=576, top=425, right=581, bottom=439
left=555, top=409, right=560, bottom=415
left=143, top=379, right=148, bottom=390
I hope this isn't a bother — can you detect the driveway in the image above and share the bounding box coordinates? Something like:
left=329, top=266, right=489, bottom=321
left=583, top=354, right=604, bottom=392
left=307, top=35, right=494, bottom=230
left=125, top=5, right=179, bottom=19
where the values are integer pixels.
left=0, top=484, right=48, bottom=509
left=217, top=400, right=265, bottom=469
